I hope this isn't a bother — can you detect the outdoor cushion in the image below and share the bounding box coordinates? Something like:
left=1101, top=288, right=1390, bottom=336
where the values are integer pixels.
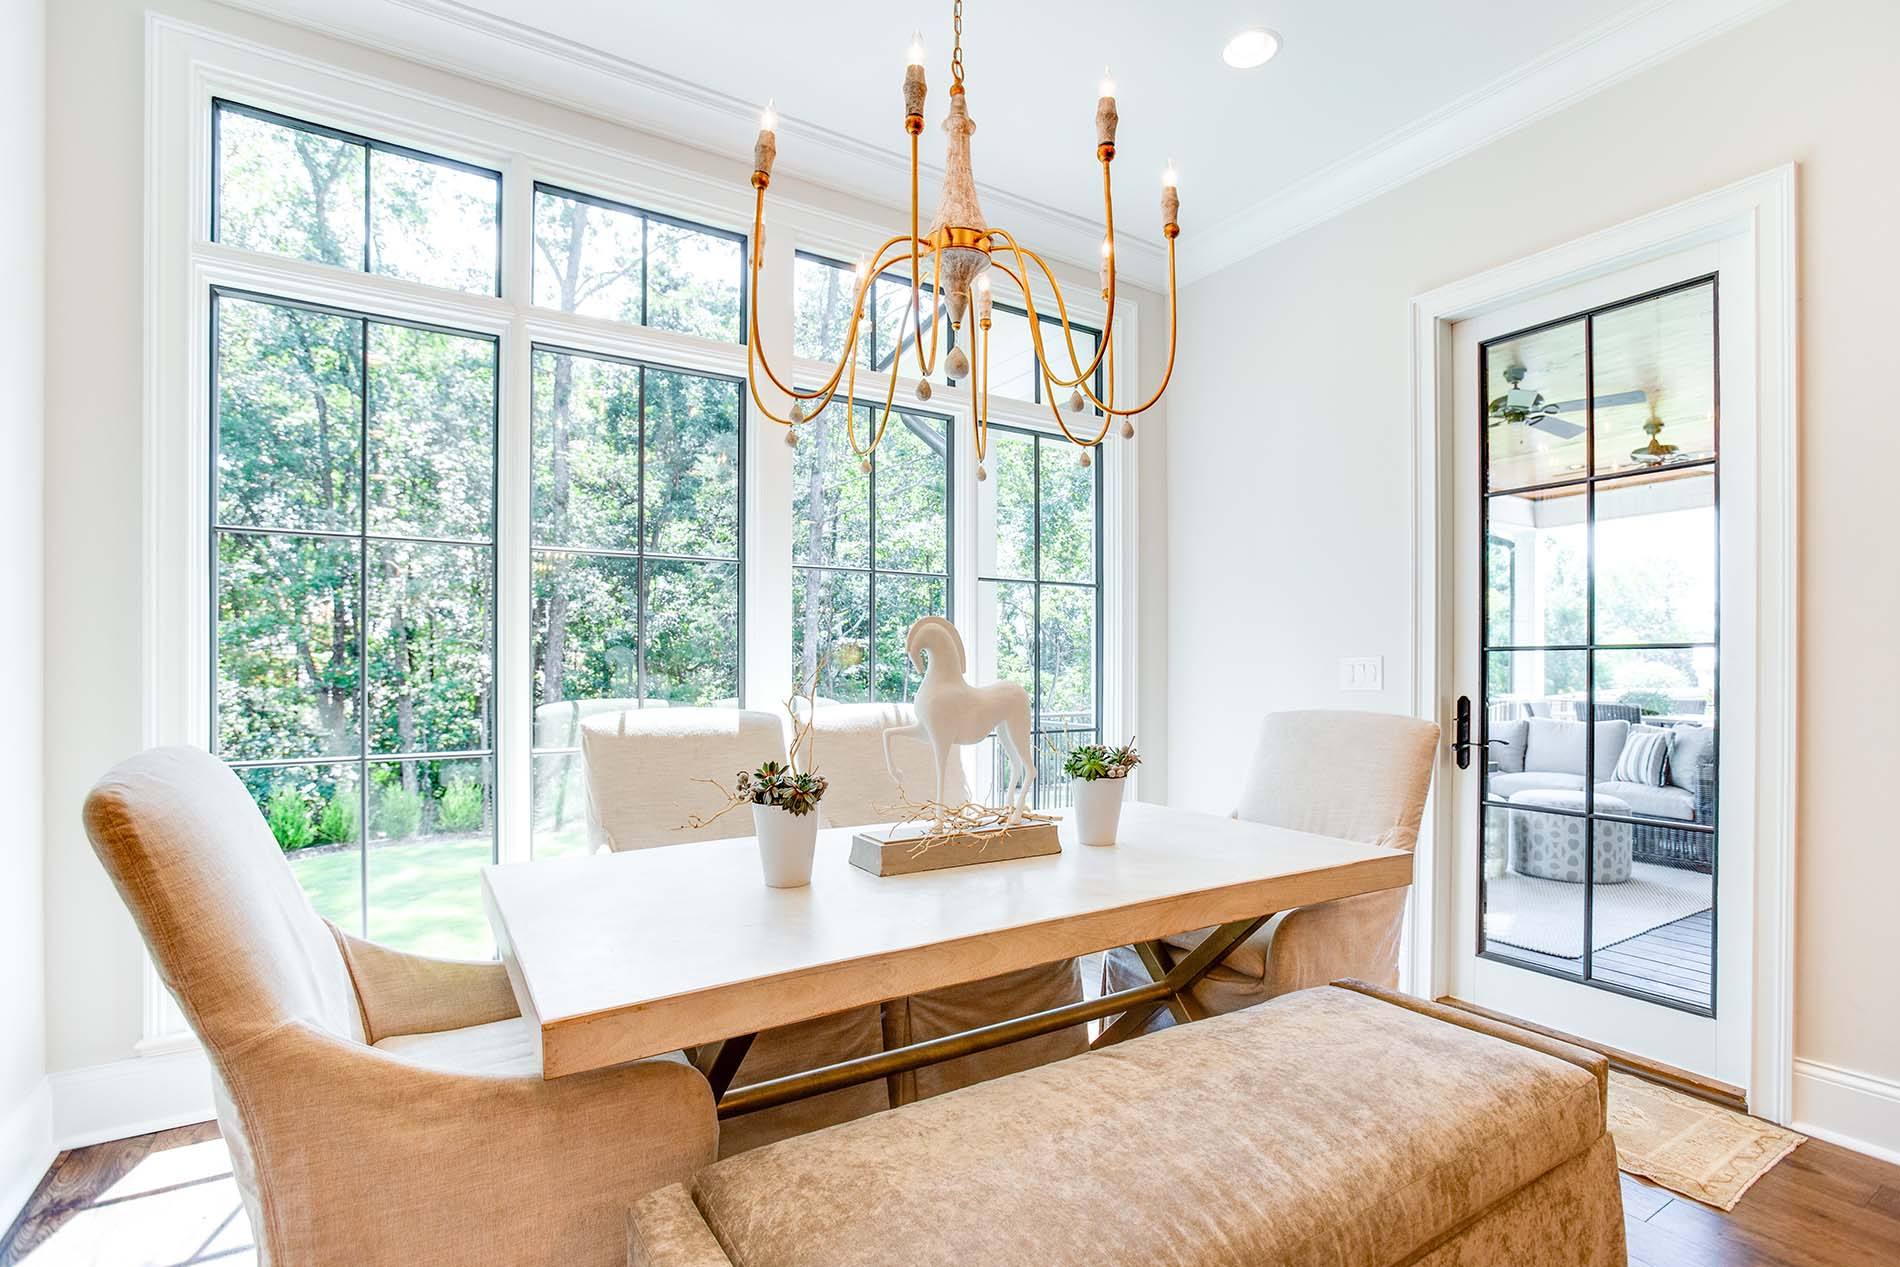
left=634, top=985, right=1613, bottom=1267
left=1523, top=718, right=1629, bottom=779
left=374, top=1016, right=541, bottom=1077
left=1490, top=718, right=1529, bottom=772
left=1487, top=770, right=1585, bottom=799
left=1668, top=724, right=1716, bottom=793
left=1614, top=727, right=1671, bottom=785
left=1595, top=779, right=1697, bottom=821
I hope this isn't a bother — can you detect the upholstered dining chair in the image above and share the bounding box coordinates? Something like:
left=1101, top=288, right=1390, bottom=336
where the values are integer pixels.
left=578, top=706, right=889, bottom=1154
left=1105, top=709, right=1440, bottom=1026
left=81, top=747, right=715, bottom=1267
left=801, top=701, right=1088, bottom=1102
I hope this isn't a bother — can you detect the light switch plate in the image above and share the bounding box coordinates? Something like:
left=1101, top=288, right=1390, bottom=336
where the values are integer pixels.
left=1339, top=656, right=1384, bottom=692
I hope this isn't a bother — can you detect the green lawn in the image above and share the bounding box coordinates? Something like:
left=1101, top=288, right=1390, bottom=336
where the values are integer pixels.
left=288, top=835, right=496, bottom=960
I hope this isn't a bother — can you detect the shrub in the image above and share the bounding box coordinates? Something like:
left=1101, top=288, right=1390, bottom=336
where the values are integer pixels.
left=372, top=784, right=422, bottom=840
left=264, top=786, right=315, bottom=851
left=315, top=793, right=358, bottom=844
left=437, top=777, right=486, bottom=832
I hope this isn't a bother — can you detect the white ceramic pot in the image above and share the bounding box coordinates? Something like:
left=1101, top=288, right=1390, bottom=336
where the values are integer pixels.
left=752, top=802, right=819, bottom=888
left=1071, top=776, right=1127, bottom=846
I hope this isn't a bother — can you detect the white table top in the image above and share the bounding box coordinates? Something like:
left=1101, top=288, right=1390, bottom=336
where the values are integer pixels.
left=482, top=800, right=1413, bottom=1078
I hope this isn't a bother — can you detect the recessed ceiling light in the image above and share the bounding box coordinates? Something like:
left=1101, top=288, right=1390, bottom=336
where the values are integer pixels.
left=1222, top=27, right=1281, bottom=70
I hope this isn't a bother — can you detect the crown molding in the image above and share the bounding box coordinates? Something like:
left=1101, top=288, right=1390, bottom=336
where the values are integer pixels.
left=1183, top=0, right=1794, bottom=284
left=214, top=0, right=1169, bottom=288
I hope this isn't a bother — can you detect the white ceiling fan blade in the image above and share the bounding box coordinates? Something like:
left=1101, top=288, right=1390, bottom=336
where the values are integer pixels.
left=1527, top=415, right=1586, bottom=440
left=1546, top=389, right=1648, bottom=412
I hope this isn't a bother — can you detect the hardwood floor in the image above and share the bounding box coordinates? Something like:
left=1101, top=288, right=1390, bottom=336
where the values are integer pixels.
left=5, top=1118, right=1898, bottom=1265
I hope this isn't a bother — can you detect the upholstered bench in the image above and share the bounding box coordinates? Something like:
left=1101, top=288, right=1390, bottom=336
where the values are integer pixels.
left=627, top=982, right=1625, bottom=1267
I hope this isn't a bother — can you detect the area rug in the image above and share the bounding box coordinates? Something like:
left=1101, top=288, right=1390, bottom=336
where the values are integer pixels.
left=1483, top=861, right=1710, bottom=959
left=1607, top=1072, right=1804, bottom=1210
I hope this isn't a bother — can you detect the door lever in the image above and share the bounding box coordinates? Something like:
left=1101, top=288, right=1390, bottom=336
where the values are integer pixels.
left=1450, top=695, right=1511, bottom=770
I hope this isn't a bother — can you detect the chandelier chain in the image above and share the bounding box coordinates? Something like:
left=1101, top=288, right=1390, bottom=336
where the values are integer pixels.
left=950, top=0, right=964, bottom=86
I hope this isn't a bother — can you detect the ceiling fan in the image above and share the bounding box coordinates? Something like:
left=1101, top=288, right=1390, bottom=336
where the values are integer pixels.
left=1487, top=365, right=1646, bottom=441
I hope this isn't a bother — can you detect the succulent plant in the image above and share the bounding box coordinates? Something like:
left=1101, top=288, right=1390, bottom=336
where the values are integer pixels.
left=1063, top=738, right=1141, bottom=782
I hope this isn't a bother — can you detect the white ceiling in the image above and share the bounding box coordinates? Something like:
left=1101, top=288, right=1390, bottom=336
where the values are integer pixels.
left=227, top=0, right=1785, bottom=284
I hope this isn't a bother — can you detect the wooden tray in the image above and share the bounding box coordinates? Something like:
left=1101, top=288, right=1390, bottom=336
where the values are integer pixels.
left=849, top=820, right=1062, bottom=876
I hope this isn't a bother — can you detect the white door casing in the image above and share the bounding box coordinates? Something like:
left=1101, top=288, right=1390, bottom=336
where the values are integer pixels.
left=1407, top=166, right=1797, bottom=1121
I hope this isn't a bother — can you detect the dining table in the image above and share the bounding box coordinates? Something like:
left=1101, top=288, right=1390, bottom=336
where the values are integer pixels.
left=481, top=799, right=1414, bottom=1118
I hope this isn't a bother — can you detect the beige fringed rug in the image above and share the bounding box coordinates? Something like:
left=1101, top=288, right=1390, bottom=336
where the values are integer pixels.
left=1607, top=1071, right=1805, bottom=1210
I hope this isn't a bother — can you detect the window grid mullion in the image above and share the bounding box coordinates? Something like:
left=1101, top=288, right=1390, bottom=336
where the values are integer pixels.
left=355, top=315, right=371, bottom=939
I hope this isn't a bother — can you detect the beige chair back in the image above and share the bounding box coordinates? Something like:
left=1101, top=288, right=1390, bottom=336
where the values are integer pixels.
left=581, top=707, right=788, bottom=851
left=1235, top=710, right=1440, bottom=851
left=794, top=702, right=969, bottom=829
left=81, top=747, right=364, bottom=1054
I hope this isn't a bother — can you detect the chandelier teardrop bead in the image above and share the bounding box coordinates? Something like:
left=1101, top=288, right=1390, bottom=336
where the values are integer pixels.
left=789, top=401, right=805, bottom=423
left=1067, top=389, right=1084, bottom=413
left=783, top=427, right=798, bottom=447
left=1120, top=419, right=1136, bottom=439
left=945, top=347, right=970, bottom=378
left=915, top=378, right=933, bottom=401
left=976, top=462, right=987, bottom=482
left=1078, top=449, right=1092, bottom=468
left=860, top=457, right=873, bottom=474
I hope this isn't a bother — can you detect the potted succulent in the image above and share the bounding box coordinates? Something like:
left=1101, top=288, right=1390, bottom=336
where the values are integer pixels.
left=1063, top=739, right=1141, bottom=846
left=740, top=760, right=829, bottom=887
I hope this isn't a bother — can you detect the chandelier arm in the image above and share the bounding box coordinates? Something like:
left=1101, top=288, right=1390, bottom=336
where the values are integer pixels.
left=1024, top=233, right=1176, bottom=420
left=845, top=312, right=911, bottom=458
left=984, top=227, right=1115, bottom=390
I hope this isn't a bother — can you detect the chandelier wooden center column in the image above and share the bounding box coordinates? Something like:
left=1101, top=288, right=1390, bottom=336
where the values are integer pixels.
left=743, top=0, right=1181, bottom=479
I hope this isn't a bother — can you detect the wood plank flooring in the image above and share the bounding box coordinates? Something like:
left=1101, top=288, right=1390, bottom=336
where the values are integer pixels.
left=7, top=1119, right=1899, bottom=1265
left=1488, top=907, right=1715, bottom=1008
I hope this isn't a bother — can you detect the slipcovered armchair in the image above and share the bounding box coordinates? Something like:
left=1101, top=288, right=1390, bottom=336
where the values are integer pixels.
left=802, top=701, right=1087, bottom=1102
left=1106, top=710, right=1439, bottom=1023
left=579, top=707, right=888, bottom=1153
left=82, top=747, right=716, bottom=1267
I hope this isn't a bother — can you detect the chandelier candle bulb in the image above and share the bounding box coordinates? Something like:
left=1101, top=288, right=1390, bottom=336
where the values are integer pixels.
left=1099, top=238, right=1113, bottom=292
left=1095, top=68, right=1119, bottom=149
left=753, top=99, right=778, bottom=179
left=903, top=56, right=926, bottom=119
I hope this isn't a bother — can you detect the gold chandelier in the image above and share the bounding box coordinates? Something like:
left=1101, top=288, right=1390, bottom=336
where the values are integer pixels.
left=743, top=0, right=1180, bottom=479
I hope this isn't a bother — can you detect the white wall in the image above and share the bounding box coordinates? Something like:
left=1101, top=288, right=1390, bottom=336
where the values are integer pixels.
left=1167, top=0, right=1899, bottom=1150
left=42, top=0, right=1167, bottom=1089
left=0, top=0, right=48, bottom=1221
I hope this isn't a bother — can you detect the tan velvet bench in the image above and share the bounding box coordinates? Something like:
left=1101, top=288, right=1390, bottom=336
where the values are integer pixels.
left=627, top=982, right=1625, bottom=1267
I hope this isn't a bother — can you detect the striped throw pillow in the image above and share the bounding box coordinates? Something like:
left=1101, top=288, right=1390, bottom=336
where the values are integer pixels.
left=1613, top=729, right=1670, bottom=786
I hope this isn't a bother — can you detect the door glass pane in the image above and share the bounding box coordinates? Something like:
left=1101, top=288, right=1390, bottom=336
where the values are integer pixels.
left=1594, top=469, right=1716, bottom=645
left=642, top=370, right=739, bottom=557
left=531, top=350, right=642, bottom=553
left=1485, top=486, right=1585, bottom=646
left=366, top=756, right=494, bottom=958
left=1482, top=804, right=1586, bottom=980
left=1593, top=282, right=1716, bottom=477
left=368, top=149, right=500, bottom=295
left=215, top=298, right=363, bottom=534
left=216, top=107, right=366, bottom=270
left=532, top=187, right=644, bottom=321
left=217, top=532, right=361, bottom=761
left=244, top=762, right=362, bottom=933
left=793, top=568, right=870, bottom=702
left=367, top=323, right=495, bottom=540
left=1481, top=650, right=1588, bottom=804
left=1485, top=317, right=1587, bottom=491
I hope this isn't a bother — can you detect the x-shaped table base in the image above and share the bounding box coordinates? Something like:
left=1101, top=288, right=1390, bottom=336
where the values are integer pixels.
left=704, top=913, right=1272, bottom=1120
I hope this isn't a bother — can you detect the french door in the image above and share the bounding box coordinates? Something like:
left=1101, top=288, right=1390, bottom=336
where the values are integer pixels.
left=1444, top=240, right=1755, bottom=1084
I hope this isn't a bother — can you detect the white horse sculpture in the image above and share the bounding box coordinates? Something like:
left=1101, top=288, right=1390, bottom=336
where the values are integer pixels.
left=882, top=616, right=1037, bottom=823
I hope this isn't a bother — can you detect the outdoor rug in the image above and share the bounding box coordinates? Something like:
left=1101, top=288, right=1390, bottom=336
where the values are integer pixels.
left=1484, top=861, right=1710, bottom=959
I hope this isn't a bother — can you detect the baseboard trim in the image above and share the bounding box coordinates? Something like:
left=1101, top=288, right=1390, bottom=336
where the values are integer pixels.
left=0, top=1079, right=55, bottom=1237
left=1793, top=1058, right=1900, bottom=1166
left=48, top=1044, right=214, bottom=1152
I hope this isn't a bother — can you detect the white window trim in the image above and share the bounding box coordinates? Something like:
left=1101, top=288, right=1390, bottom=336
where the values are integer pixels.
left=142, top=14, right=1143, bottom=1044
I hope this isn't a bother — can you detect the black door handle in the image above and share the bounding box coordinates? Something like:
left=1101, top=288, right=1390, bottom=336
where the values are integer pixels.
left=1450, top=695, right=1512, bottom=769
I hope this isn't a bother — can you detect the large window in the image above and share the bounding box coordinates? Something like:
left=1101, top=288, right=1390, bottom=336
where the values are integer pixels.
left=529, top=350, right=743, bottom=857
left=534, top=184, right=745, bottom=341
left=792, top=399, right=951, bottom=702
left=974, top=426, right=1101, bottom=808
left=212, top=291, right=499, bottom=957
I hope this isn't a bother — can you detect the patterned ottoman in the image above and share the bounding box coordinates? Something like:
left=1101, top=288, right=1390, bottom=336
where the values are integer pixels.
left=1507, top=789, right=1633, bottom=884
